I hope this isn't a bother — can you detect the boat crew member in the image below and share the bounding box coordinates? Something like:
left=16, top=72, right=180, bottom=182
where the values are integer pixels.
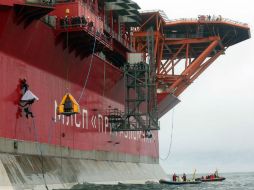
left=214, top=170, right=219, bottom=178
left=172, top=173, right=177, bottom=181
left=183, top=173, right=186, bottom=181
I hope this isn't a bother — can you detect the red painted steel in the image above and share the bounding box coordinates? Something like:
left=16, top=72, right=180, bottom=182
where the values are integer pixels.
left=0, top=9, right=159, bottom=158
left=50, top=2, right=104, bottom=33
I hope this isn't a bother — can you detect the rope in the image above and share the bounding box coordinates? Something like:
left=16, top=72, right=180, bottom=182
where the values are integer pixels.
left=102, top=60, right=106, bottom=98
left=65, top=23, right=70, bottom=92
left=59, top=119, right=63, bottom=175
left=158, top=109, right=175, bottom=161
left=31, top=117, right=49, bottom=190
left=78, top=35, right=97, bottom=103
left=47, top=117, right=56, bottom=145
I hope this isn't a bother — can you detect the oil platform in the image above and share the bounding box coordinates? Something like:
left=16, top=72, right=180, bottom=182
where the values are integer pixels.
left=0, top=0, right=251, bottom=189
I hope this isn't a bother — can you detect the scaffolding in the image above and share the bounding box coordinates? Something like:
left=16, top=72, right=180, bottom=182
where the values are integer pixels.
left=107, top=11, right=250, bottom=131
left=108, top=63, right=159, bottom=132
left=108, top=28, right=159, bottom=132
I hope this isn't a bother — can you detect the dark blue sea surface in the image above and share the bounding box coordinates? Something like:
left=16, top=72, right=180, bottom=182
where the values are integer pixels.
left=56, top=172, right=254, bottom=190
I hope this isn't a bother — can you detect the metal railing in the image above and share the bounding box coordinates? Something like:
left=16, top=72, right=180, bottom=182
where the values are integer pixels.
left=104, top=24, right=135, bottom=51
left=55, top=17, right=113, bottom=48
left=25, top=0, right=55, bottom=6
left=166, top=15, right=248, bottom=27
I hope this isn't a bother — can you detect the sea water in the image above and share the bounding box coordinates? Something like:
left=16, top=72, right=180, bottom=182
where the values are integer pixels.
left=55, top=172, right=254, bottom=190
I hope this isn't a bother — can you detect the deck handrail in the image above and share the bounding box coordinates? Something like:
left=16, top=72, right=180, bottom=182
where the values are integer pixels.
left=166, top=16, right=248, bottom=27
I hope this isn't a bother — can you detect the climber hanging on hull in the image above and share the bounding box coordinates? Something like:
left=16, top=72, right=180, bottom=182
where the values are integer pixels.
left=19, top=79, right=39, bottom=118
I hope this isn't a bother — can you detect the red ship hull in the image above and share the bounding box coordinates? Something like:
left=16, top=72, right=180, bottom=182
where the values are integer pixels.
left=0, top=8, right=158, bottom=158
left=0, top=1, right=250, bottom=189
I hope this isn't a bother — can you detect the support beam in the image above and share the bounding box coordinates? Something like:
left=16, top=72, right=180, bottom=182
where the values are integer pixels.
left=165, top=57, right=182, bottom=74
left=174, top=50, right=224, bottom=96
left=166, top=39, right=219, bottom=94
left=139, top=13, right=156, bottom=30
left=160, top=44, right=185, bottom=74
left=185, top=43, right=189, bottom=68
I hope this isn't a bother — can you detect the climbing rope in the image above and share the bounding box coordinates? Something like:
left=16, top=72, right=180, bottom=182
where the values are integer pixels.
left=78, top=34, right=97, bottom=103
left=102, top=59, right=106, bottom=98
left=60, top=120, right=63, bottom=175
left=47, top=117, right=56, bottom=145
left=65, top=22, right=71, bottom=92
left=31, top=117, right=49, bottom=190
left=158, top=109, right=175, bottom=161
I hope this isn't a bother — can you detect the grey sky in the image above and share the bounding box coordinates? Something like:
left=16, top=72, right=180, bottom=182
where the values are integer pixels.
left=134, top=0, right=254, bottom=173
